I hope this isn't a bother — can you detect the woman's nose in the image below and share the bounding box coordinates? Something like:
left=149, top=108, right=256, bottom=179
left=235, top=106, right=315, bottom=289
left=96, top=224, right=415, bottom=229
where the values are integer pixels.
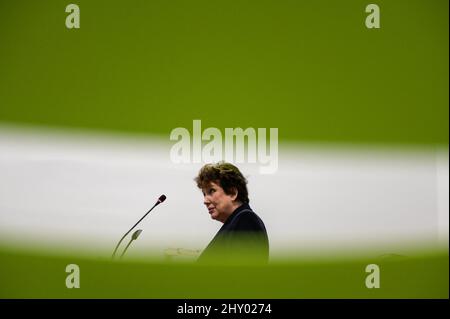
left=203, top=196, right=210, bottom=205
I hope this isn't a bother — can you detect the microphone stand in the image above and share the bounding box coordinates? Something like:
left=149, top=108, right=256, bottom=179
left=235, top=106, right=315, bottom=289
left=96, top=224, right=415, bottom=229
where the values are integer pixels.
left=120, top=229, right=143, bottom=260
left=111, top=197, right=165, bottom=260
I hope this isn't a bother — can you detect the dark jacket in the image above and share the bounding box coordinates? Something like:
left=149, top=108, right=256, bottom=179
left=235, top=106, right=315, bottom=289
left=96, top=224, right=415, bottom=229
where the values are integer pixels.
left=197, top=203, right=269, bottom=264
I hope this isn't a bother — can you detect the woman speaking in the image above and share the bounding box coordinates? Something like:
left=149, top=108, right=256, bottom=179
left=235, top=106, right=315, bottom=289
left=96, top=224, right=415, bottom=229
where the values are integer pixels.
left=195, top=162, right=269, bottom=264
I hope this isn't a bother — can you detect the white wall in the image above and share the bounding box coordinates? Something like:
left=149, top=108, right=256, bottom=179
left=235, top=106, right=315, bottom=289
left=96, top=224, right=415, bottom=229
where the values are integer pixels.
left=0, top=125, right=447, bottom=258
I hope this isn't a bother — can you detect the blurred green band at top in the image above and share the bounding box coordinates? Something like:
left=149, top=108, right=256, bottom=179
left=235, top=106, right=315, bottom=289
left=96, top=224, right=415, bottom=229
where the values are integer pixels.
left=0, top=0, right=448, bottom=145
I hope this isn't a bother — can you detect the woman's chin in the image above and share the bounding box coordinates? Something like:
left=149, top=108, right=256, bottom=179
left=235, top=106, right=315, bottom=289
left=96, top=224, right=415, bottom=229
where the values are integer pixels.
left=210, top=212, right=220, bottom=220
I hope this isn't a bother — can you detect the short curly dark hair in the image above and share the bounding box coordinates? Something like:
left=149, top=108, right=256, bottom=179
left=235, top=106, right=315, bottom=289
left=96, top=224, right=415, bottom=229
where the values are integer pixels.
left=195, top=162, right=249, bottom=204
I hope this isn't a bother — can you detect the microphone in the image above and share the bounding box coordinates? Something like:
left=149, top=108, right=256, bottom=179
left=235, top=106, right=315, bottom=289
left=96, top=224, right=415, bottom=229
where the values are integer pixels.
left=111, top=194, right=167, bottom=260
left=120, top=229, right=143, bottom=260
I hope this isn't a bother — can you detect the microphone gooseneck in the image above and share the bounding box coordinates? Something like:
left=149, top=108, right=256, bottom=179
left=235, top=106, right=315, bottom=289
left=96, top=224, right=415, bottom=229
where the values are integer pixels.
left=111, top=195, right=166, bottom=260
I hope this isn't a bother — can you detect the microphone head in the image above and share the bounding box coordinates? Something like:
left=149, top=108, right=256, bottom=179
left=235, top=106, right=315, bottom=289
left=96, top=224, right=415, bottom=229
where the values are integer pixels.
left=158, top=194, right=167, bottom=204
left=132, top=229, right=143, bottom=240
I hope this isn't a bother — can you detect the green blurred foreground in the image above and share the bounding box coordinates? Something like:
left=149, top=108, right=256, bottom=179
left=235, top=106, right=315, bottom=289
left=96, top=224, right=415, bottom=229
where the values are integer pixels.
left=0, top=246, right=447, bottom=298
left=0, top=0, right=448, bottom=145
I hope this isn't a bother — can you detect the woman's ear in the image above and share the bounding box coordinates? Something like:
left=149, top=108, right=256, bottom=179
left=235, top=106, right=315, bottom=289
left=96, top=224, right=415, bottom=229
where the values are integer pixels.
left=230, top=188, right=238, bottom=202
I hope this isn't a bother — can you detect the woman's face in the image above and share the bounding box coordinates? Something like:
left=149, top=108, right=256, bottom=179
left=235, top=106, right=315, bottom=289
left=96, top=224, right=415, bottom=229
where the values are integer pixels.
left=202, top=181, right=237, bottom=223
